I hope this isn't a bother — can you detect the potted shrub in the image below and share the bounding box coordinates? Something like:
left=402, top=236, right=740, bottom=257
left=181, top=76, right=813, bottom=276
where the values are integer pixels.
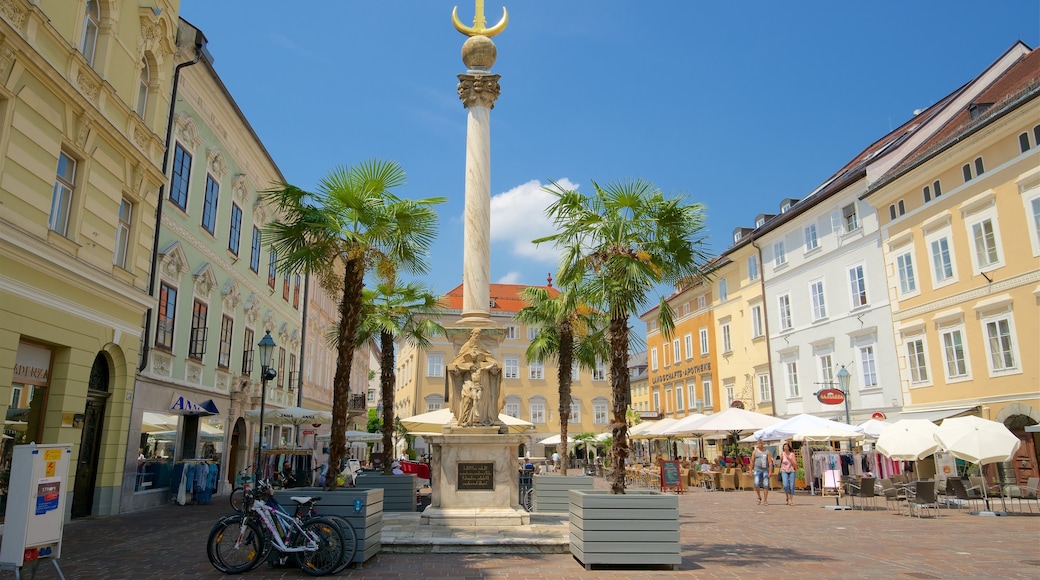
left=795, top=467, right=806, bottom=490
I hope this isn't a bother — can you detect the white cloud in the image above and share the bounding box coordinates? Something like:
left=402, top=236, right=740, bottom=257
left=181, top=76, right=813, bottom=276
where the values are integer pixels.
left=489, top=178, right=580, bottom=264
left=496, top=271, right=523, bottom=284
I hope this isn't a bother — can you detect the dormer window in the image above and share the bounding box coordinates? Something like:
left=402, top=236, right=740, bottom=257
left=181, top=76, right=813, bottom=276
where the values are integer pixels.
left=755, top=217, right=765, bottom=228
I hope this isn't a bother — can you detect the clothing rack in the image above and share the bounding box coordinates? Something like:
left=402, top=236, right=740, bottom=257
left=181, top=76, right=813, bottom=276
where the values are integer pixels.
left=258, top=449, right=313, bottom=486
left=171, top=459, right=218, bottom=506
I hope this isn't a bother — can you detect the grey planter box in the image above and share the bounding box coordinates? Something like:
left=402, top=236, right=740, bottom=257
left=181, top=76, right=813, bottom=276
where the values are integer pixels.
left=273, top=487, right=383, bottom=567
left=533, top=474, right=594, bottom=513
left=568, top=489, right=681, bottom=571
left=353, top=473, right=417, bottom=512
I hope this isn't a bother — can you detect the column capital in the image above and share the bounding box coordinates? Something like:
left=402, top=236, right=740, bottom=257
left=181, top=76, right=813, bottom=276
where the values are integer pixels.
left=457, top=73, right=501, bottom=110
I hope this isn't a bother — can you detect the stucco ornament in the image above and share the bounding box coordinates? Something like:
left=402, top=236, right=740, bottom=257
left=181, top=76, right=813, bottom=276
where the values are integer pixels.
left=192, top=263, right=218, bottom=298
left=243, top=293, right=260, bottom=324
left=159, top=241, right=190, bottom=279
left=222, top=279, right=241, bottom=311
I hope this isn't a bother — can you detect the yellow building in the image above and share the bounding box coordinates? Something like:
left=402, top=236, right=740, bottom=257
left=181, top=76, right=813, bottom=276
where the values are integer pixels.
left=627, top=351, right=651, bottom=415
left=396, top=283, right=612, bottom=459
left=863, top=42, right=1039, bottom=485
left=710, top=247, right=774, bottom=416
left=0, top=0, right=182, bottom=519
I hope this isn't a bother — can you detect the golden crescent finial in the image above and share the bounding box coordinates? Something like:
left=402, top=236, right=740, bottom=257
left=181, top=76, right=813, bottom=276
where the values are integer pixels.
left=452, top=3, right=508, bottom=38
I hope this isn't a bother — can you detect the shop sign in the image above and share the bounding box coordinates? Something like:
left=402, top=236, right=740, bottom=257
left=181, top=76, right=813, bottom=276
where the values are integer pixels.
left=14, top=342, right=52, bottom=386
left=816, top=389, right=845, bottom=405
left=730, top=400, right=745, bottom=409
left=871, top=411, right=886, bottom=420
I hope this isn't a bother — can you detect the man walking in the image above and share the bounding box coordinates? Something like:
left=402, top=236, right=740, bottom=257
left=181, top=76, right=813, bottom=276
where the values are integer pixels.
left=752, top=439, right=774, bottom=506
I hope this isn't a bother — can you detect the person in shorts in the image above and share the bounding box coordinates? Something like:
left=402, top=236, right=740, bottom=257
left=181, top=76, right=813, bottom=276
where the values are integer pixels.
left=752, top=439, right=774, bottom=505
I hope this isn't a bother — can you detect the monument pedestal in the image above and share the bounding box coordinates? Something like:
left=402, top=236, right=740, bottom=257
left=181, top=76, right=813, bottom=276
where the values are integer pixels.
left=422, top=430, right=529, bottom=526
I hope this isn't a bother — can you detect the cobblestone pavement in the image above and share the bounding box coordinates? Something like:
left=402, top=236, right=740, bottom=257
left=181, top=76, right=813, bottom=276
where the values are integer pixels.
left=5, top=476, right=1040, bottom=579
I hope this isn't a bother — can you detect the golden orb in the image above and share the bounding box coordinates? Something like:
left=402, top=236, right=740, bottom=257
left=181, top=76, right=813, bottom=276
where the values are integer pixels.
left=461, top=35, right=496, bottom=70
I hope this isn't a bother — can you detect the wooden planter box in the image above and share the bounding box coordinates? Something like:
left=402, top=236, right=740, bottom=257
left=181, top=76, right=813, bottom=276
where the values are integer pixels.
left=568, top=489, right=680, bottom=571
left=273, top=487, right=383, bottom=567
left=533, top=474, right=594, bottom=513
left=353, top=473, right=417, bottom=512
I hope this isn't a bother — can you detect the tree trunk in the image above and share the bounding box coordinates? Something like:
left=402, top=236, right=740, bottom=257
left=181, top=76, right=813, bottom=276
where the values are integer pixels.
left=608, top=312, right=630, bottom=494
left=380, top=329, right=396, bottom=475
left=326, top=256, right=364, bottom=490
left=557, top=321, right=574, bottom=475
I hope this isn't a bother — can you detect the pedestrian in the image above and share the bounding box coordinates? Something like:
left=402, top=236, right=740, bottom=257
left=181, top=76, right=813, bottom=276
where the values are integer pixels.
left=280, top=460, right=296, bottom=488
left=779, top=442, right=797, bottom=505
left=751, top=439, right=774, bottom=506
left=551, top=450, right=560, bottom=472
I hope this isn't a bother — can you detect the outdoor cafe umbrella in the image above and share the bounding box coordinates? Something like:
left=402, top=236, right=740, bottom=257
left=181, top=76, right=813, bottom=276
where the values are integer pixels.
left=875, top=419, right=941, bottom=461
left=539, top=434, right=574, bottom=445
left=752, top=413, right=857, bottom=442
left=244, top=406, right=333, bottom=426
left=855, top=418, right=892, bottom=439
left=933, top=415, right=1020, bottom=466
left=680, top=407, right=782, bottom=435
left=316, top=430, right=383, bottom=443
left=399, top=408, right=533, bottom=434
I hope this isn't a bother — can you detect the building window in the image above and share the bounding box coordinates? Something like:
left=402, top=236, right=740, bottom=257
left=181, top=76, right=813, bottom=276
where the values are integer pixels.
left=249, top=227, right=261, bottom=273
left=81, top=0, right=100, bottom=65
left=778, top=294, right=792, bottom=330
left=923, top=185, right=931, bottom=203
left=593, top=359, right=607, bottom=381
left=697, top=295, right=706, bottom=309
left=1019, top=132, right=1031, bottom=153
left=277, top=347, right=286, bottom=389
left=983, top=315, right=1017, bottom=373
left=962, top=163, right=973, bottom=182
left=426, top=353, right=444, bottom=377
left=569, top=401, right=581, bottom=424
left=684, top=333, right=693, bottom=359
left=530, top=400, right=546, bottom=424
left=699, top=328, right=709, bottom=355
left=202, top=175, right=219, bottom=234
left=747, top=255, right=759, bottom=281
left=810, top=280, right=826, bottom=321
left=842, top=203, right=859, bottom=232
left=933, top=180, right=942, bottom=198
left=504, top=325, right=517, bottom=340
left=228, top=203, right=242, bottom=256
left=136, top=58, right=150, bottom=117
left=653, top=391, right=660, bottom=412
left=593, top=399, right=608, bottom=424
left=156, top=283, right=177, bottom=350
left=785, top=362, right=799, bottom=398
left=701, top=377, right=712, bottom=409
left=676, top=384, right=684, bottom=411
left=718, top=278, right=728, bottom=301
left=751, top=305, right=763, bottom=338
left=941, top=328, right=968, bottom=379
left=757, top=373, right=771, bottom=402
left=189, top=300, right=208, bottom=360
left=50, top=152, right=76, bottom=236
left=889, top=205, right=897, bottom=220
left=282, top=272, right=290, bottom=301
left=896, top=252, right=917, bottom=295
left=930, top=236, right=955, bottom=284
left=906, top=339, right=928, bottom=383
left=818, top=354, right=833, bottom=385
left=969, top=217, right=1001, bottom=270
left=859, top=345, right=878, bottom=388
left=505, top=398, right=520, bottom=418
left=974, top=156, right=985, bottom=176
left=650, top=348, right=658, bottom=371
left=528, top=360, right=544, bottom=380
left=661, top=346, right=668, bottom=368
left=721, top=323, right=732, bottom=354
left=242, top=327, right=254, bottom=375
left=114, top=198, right=132, bottom=269
left=773, top=241, right=786, bottom=266
left=804, top=224, right=818, bottom=251
left=268, top=250, right=277, bottom=289
left=425, top=395, right=443, bottom=412
left=170, top=144, right=191, bottom=210
left=504, top=356, right=519, bottom=379
left=527, top=326, right=538, bottom=341
left=672, top=339, right=681, bottom=363
left=218, top=315, right=234, bottom=369
left=848, top=265, right=868, bottom=308
left=898, top=200, right=905, bottom=216
left=293, top=274, right=301, bottom=309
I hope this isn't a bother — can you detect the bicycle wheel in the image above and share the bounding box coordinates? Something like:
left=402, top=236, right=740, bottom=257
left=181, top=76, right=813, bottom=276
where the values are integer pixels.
left=319, top=514, right=357, bottom=573
left=207, top=515, right=266, bottom=574
left=292, top=517, right=346, bottom=576
left=229, top=487, right=246, bottom=513
left=522, top=489, right=534, bottom=512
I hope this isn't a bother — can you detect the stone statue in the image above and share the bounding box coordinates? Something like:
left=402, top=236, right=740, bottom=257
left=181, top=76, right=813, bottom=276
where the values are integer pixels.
left=447, top=328, right=502, bottom=427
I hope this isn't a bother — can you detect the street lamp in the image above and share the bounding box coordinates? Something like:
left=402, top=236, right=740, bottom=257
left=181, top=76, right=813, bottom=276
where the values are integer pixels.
left=255, top=330, right=277, bottom=477
left=836, top=365, right=852, bottom=426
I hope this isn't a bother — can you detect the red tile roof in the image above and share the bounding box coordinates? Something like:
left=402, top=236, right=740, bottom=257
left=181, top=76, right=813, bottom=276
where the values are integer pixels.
left=439, top=283, right=560, bottom=314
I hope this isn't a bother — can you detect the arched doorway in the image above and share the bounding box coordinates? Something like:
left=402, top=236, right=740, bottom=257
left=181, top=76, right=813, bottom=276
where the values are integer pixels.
left=72, top=352, right=110, bottom=518
left=227, top=417, right=247, bottom=486
left=994, top=404, right=1040, bottom=486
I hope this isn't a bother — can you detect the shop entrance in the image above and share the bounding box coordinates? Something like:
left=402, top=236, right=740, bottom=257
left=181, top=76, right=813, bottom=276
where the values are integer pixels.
left=71, top=353, right=109, bottom=518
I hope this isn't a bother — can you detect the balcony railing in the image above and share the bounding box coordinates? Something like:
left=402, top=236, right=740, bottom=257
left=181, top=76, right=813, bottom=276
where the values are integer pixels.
left=348, top=393, right=366, bottom=411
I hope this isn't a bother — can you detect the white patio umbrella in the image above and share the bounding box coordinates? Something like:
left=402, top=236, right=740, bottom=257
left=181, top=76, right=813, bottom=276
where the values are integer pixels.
left=244, top=406, right=333, bottom=426
left=933, top=416, right=1020, bottom=465
left=399, top=408, right=533, bottom=434
left=681, top=407, right=783, bottom=435
left=539, top=434, right=574, bottom=445
left=661, top=413, right=707, bottom=436
left=316, top=430, right=383, bottom=443
left=753, top=414, right=862, bottom=442
left=875, top=419, right=941, bottom=461
left=638, top=417, right=680, bottom=438
left=628, top=421, right=658, bottom=437
left=856, top=418, right=893, bottom=439
left=793, top=425, right=865, bottom=442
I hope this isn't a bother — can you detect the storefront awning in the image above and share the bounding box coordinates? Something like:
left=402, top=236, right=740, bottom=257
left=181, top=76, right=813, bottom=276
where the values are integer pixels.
left=889, top=406, right=978, bottom=424
left=169, top=395, right=219, bottom=416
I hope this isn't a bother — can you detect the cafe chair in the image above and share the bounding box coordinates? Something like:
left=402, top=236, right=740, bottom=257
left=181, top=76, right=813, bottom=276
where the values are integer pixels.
left=908, top=480, right=940, bottom=518
left=945, top=477, right=979, bottom=512
left=849, top=476, right=878, bottom=510
left=879, top=478, right=907, bottom=515
left=720, top=468, right=738, bottom=491
left=1012, top=477, right=1038, bottom=514
left=738, top=470, right=756, bottom=491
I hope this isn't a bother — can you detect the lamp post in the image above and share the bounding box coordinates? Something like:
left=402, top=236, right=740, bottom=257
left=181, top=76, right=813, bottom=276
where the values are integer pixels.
left=836, top=365, right=852, bottom=426
left=255, top=330, right=277, bottom=477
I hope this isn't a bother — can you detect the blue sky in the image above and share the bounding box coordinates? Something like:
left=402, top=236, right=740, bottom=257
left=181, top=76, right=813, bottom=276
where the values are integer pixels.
left=180, top=1, right=1040, bottom=297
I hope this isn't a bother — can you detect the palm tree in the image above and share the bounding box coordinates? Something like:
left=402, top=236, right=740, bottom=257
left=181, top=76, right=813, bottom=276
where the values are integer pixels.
left=356, top=279, right=443, bottom=475
left=261, top=159, right=444, bottom=488
left=515, top=285, right=606, bottom=473
left=534, top=178, right=710, bottom=494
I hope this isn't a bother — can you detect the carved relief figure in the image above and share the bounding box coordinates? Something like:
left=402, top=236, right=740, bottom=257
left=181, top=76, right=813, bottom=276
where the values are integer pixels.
left=447, top=328, right=502, bottom=427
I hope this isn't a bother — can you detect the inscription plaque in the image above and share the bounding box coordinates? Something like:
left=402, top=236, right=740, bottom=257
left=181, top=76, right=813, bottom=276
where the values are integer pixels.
left=457, top=462, right=495, bottom=491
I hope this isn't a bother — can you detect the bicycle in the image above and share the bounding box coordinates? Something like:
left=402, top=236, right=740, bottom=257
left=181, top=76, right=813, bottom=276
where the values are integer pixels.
left=229, top=466, right=253, bottom=513
left=521, top=487, right=534, bottom=512
left=207, top=480, right=349, bottom=576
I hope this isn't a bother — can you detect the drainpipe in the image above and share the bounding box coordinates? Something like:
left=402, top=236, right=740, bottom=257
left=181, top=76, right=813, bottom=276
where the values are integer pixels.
left=750, top=237, right=778, bottom=411
left=294, top=272, right=309, bottom=448
left=139, top=27, right=211, bottom=371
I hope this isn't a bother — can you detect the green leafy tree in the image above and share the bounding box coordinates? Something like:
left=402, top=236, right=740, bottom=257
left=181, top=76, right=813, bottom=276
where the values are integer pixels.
left=534, top=178, right=710, bottom=494
left=515, top=286, right=606, bottom=471
left=261, top=159, right=444, bottom=488
left=355, top=278, right=443, bottom=474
